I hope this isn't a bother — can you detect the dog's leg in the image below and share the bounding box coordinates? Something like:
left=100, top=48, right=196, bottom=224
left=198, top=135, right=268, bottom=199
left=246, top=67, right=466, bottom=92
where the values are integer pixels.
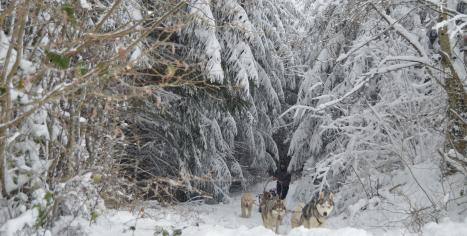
left=302, top=217, right=310, bottom=229
left=261, top=212, right=267, bottom=228
left=262, top=216, right=267, bottom=228
left=274, top=216, right=282, bottom=234
left=263, top=217, right=268, bottom=227
left=291, top=211, right=300, bottom=228
left=309, top=218, right=321, bottom=228
left=274, top=218, right=279, bottom=233
left=265, top=215, right=273, bottom=230
left=241, top=206, right=246, bottom=218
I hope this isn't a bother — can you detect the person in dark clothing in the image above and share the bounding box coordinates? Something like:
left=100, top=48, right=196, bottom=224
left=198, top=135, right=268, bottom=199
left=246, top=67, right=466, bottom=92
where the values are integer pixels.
left=273, top=162, right=291, bottom=200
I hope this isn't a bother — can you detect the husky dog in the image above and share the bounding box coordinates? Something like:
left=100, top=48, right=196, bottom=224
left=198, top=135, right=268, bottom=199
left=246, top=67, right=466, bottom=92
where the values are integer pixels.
left=290, top=202, right=305, bottom=228
left=260, top=194, right=286, bottom=233
left=257, top=190, right=277, bottom=212
left=240, top=192, right=254, bottom=218
left=300, top=191, right=334, bottom=228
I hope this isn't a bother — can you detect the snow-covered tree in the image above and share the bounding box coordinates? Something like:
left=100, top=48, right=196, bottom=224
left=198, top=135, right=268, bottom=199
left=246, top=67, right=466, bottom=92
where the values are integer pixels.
left=123, top=0, right=306, bottom=201
left=286, top=1, right=466, bottom=223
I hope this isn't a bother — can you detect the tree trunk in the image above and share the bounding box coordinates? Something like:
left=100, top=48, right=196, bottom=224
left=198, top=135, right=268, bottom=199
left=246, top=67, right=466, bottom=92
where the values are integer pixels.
left=439, top=1, right=467, bottom=161
left=0, top=81, right=12, bottom=197
left=463, top=31, right=467, bottom=64
left=0, top=126, right=7, bottom=198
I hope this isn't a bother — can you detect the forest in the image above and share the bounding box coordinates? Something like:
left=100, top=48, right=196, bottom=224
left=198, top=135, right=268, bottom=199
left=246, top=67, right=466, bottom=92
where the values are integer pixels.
left=0, top=0, right=466, bottom=235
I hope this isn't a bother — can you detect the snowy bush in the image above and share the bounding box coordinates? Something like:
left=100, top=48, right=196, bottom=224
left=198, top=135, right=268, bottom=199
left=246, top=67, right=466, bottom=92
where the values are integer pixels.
left=0, top=0, right=193, bottom=233
left=53, top=173, right=105, bottom=220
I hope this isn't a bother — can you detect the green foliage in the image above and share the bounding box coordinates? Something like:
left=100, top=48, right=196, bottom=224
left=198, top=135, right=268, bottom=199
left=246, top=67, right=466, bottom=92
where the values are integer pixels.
left=172, top=229, right=182, bottom=236
left=33, top=192, right=55, bottom=228
left=157, top=228, right=182, bottom=236
left=44, top=192, right=53, bottom=205
left=97, top=62, right=110, bottom=77
left=45, top=50, right=70, bottom=70
left=7, top=159, right=15, bottom=168
left=61, top=3, right=77, bottom=25
left=33, top=204, right=47, bottom=228
left=17, top=79, right=25, bottom=89
left=76, top=61, right=88, bottom=76
left=221, top=88, right=251, bottom=113
left=165, top=65, right=176, bottom=78
left=90, top=211, right=99, bottom=223
left=92, top=174, right=102, bottom=184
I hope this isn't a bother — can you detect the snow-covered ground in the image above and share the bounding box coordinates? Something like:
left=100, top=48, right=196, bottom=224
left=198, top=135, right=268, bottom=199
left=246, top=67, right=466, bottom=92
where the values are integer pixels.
left=43, top=181, right=467, bottom=236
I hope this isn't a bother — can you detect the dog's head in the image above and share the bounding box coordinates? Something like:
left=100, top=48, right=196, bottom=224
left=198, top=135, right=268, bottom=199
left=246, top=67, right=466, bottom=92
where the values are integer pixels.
left=242, top=193, right=254, bottom=205
left=260, top=191, right=272, bottom=203
left=271, top=199, right=286, bottom=218
left=316, top=191, right=334, bottom=217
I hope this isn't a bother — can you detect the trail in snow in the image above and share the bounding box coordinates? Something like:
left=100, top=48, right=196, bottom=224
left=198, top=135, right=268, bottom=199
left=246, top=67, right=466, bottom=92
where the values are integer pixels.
left=50, top=180, right=467, bottom=236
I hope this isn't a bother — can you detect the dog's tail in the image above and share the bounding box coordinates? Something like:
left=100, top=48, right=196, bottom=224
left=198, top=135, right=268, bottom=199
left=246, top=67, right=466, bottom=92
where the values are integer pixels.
left=293, top=202, right=305, bottom=212
left=285, top=202, right=305, bottom=214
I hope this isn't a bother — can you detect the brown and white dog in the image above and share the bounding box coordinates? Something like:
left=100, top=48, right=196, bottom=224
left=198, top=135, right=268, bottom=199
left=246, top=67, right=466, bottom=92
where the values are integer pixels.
left=291, top=191, right=334, bottom=228
left=259, top=192, right=286, bottom=233
left=240, top=192, right=254, bottom=218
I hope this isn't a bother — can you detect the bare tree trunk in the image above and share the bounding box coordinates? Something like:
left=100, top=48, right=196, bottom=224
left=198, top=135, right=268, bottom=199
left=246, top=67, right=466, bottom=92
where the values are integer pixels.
left=0, top=88, right=9, bottom=197
left=464, top=31, right=467, bottom=63
left=0, top=118, right=8, bottom=197
left=0, top=0, right=28, bottom=198
left=439, top=0, right=467, bottom=159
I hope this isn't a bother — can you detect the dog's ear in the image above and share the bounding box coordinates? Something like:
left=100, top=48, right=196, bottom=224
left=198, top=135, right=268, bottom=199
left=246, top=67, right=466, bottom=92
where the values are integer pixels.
left=329, top=192, right=334, bottom=201
left=319, top=191, right=324, bottom=200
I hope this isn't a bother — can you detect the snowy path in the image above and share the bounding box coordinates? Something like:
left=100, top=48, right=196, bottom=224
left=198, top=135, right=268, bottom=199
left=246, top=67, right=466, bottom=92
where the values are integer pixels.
left=60, top=181, right=467, bottom=236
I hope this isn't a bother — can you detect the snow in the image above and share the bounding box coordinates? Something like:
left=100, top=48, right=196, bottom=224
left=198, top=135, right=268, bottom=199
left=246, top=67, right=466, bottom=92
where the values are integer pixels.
left=29, top=181, right=467, bottom=236
left=372, top=4, right=427, bottom=59
left=422, top=218, right=467, bottom=236
left=78, top=217, right=467, bottom=236
left=75, top=211, right=162, bottom=236
left=0, top=209, right=38, bottom=236
left=346, top=198, right=368, bottom=220
left=69, top=201, right=467, bottom=236
left=127, top=0, right=143, bottom=21
left=130, top=46, right=141, bottom=62
left=188, top=0, right=225, bottom=83
left=80, top=0, right=92, bottom=9
left=0, top=31, right=14, bottom=72
left=0, top=31, right=36, bottom=76
left=184, top=225, right=276, bottom=236
left=289, top=227, right=373, bottom=236
left=183, top=225, right=379, bottom=236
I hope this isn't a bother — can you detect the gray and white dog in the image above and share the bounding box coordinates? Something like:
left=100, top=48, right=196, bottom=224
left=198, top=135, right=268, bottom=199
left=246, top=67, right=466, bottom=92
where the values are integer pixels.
left=299, top=191, right=334, bottom=228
